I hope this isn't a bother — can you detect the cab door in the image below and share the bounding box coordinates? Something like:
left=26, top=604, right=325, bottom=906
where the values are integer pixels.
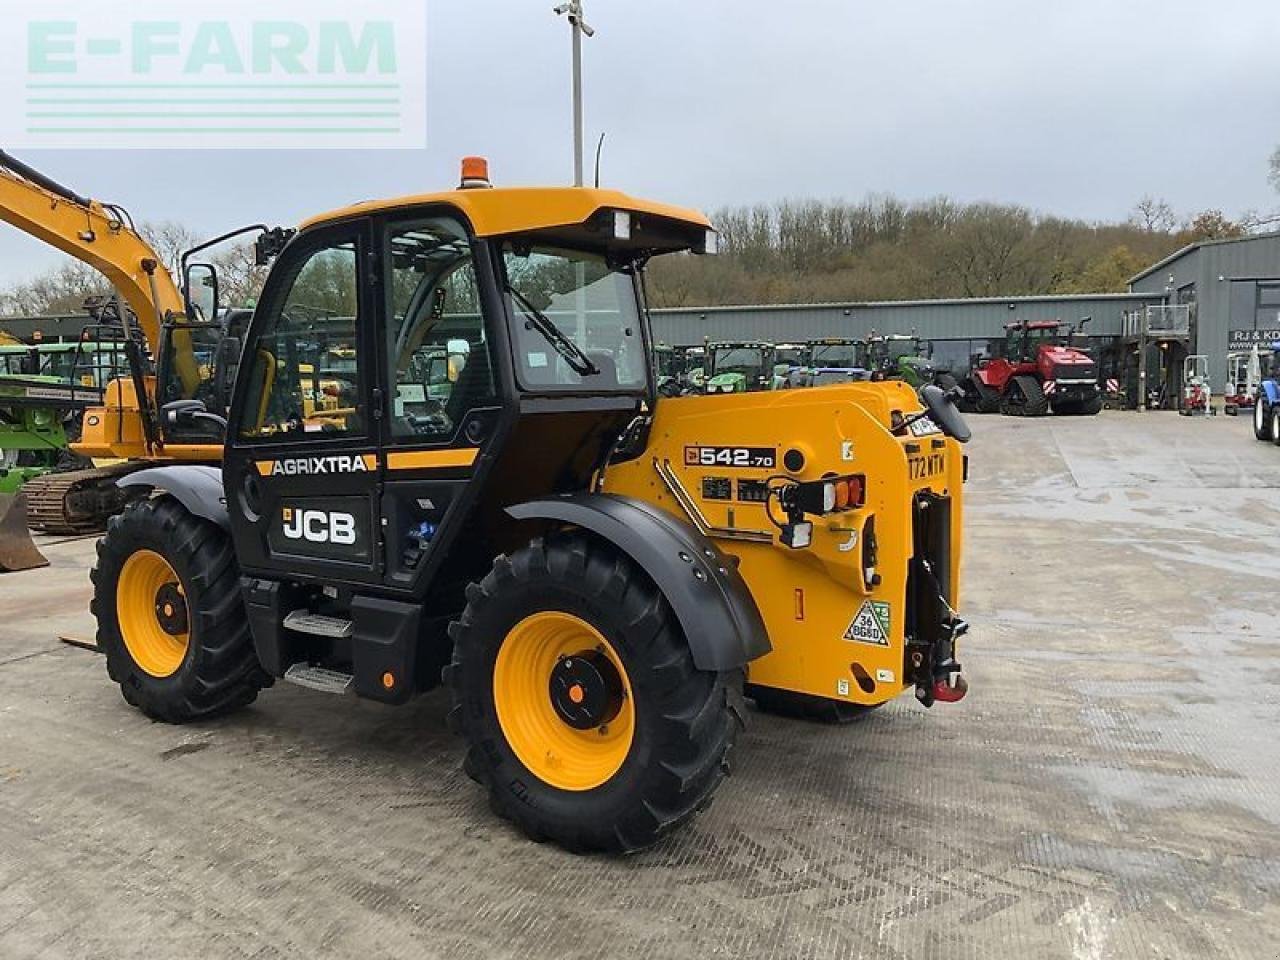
left=223, top=219, right=385, bottom=586
left=373, top=214, right=505, bottom=595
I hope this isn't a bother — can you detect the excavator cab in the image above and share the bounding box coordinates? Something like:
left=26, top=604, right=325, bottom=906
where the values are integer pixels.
left=92, top=160, right=972, bottom=854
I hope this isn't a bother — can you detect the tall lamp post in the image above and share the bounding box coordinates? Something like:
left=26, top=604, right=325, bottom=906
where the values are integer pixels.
left=553, top=1, right=594, bottom=187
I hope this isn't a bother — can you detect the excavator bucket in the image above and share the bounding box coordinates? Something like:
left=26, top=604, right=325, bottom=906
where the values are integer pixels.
left=0, top=493, right=48, bottom=573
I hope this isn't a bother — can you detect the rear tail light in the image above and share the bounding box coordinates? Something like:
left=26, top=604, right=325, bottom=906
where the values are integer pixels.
left=795, top=475, right=866, bottom=516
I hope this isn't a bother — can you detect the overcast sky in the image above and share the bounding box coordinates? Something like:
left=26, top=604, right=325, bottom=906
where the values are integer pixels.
left=1, top=0, right=1277, bottom=287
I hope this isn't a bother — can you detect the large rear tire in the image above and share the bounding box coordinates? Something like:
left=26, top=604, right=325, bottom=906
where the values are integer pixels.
left=91, top=497, right=270, bottom=723
left=1270, top=408, right=1280, bottom=446
left=747, top=684, right=881, bottom=725
left=1001, top=375, right=1049, bottom=417
left=447, top=534, right=742, bottom=853
left=1255, top=397, right=1271, bottom=441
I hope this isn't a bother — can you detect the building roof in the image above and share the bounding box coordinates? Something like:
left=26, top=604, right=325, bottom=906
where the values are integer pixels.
left=1128, top=230, right=1280, bottom=285
left=652, top=291, right=1160, bottom=316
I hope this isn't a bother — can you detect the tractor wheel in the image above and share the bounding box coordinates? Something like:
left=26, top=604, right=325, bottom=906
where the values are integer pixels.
left=447, top=534, right=742, bottom=853
left=1270, top=408, right=1280, bottom=446
left=935, top=372, right=959, bottom=393
left=1001, top=376, right=1049, bottom=417
left=963, top=378, right=1000, bottom=414
left=1255, top=397, right=1271, bottom=441
left=747, top=684, right=881, bottom=725
left=91, top=497, right=270, bottom=723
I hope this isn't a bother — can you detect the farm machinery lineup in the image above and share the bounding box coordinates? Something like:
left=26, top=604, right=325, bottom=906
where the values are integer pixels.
left=658, top=336, right=975, bottom=396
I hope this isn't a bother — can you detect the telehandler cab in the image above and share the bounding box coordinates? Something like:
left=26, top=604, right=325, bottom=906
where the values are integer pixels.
left=93, top=159, right=973, bottom=852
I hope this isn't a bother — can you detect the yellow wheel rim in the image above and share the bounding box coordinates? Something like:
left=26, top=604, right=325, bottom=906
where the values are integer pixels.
left=493, top=611, right=635, bottom=792
left=116, top=549, right=190, bottom=679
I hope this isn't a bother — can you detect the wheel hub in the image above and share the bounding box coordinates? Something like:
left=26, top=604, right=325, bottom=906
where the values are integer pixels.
left=154, top=582, right=188, bottom=636
left=549, top=651, right=624, bottom=730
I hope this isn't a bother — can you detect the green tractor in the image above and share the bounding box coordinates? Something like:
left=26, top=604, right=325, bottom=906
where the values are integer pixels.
left=866, top=334, right=956, bottom=391
left=0, top=340, right=124, bottom=493
left=703, top=340, right=777, bottom=394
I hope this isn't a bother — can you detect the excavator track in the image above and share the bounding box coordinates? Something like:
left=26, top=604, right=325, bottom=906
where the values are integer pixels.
left=22, top=462, right=143, bottom=535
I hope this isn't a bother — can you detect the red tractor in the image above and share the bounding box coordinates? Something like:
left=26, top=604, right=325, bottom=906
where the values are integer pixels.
left=962, top=320, right=1101, bottom=417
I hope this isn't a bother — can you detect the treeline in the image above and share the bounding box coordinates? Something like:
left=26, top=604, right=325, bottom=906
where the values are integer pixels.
left=644, top=197, right=1246, bottom=308
left=0, top=197, right=1253, bottom=316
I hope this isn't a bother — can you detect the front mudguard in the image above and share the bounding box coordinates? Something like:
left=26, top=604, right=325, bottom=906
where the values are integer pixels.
left=119, top=465, right=229, bottom=530
left=507, top=493, right=770, bottom=672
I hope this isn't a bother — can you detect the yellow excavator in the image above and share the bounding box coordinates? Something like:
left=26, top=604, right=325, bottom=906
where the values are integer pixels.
left=0, top=152, right=284, bottom=534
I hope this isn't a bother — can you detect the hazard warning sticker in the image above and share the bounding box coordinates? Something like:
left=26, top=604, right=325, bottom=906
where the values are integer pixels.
left=844, top=600, right=891, bottom=646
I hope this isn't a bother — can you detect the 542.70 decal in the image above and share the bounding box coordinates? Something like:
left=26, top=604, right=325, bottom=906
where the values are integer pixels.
left=685, top=445, right=777, bottom=469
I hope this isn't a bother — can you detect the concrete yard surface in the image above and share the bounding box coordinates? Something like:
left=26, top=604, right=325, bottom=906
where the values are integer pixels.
left=1, top=411, right=1278, bottom=959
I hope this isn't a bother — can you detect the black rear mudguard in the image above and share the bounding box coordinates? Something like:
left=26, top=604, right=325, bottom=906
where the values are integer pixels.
left=508, top=493, right=770, bottom=672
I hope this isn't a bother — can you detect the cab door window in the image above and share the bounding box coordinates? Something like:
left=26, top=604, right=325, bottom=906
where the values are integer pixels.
left=385, top=219, right=495, bottom=440
left=240, top=239, right=364, bottom=440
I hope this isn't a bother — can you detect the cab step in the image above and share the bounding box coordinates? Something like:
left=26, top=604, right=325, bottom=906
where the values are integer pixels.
left=283, top=663, right=354, bottom=695
left=283, top=610, right=353, bottom=638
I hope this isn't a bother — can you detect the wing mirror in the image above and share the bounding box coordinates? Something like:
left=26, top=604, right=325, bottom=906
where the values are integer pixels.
left=183, top=263, right=219, bottom=321
left=919, top=384, right=972, bottom=444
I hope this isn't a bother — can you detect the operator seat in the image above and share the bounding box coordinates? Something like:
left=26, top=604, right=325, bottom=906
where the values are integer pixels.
left=444, top=341, right=495, bottom=428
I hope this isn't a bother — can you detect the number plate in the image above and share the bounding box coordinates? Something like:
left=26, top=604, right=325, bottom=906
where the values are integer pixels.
left=684, top=445, right=777, bottom=469
left=907, top=453, right=946, bottom=481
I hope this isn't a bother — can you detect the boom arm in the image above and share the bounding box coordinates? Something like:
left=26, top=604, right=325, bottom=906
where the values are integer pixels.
left=0, top=152, right=184, bottom=351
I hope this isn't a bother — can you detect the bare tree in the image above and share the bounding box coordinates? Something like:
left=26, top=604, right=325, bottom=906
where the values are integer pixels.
left=1131, top=195, right=1177, bottom=233
left=139, top=220, right=203, bottom=276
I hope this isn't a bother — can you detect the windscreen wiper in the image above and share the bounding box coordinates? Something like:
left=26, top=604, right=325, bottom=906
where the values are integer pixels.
left=506, top=285, right=600, bottom=377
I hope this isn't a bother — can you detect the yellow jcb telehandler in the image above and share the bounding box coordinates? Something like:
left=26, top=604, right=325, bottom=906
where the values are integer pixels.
left=91, top=158, right=972, bottom=852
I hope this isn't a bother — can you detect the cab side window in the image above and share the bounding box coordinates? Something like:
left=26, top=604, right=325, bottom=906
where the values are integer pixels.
left=385, top=219, right=495, bottom=440
left=240, top=239, right=364, bottom=440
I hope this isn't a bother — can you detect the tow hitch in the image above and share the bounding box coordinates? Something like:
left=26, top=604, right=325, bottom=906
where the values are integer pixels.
left=910, top=616, right=969, bottom=708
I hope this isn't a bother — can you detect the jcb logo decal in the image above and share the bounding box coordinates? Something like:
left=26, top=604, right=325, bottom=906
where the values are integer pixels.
left=282, top=507, right=357, bottom=545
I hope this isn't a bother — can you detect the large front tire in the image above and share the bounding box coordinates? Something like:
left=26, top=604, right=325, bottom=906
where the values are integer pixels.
left=447, top=534, right=742, bottom=853
left=91, top=497, right=269, bottom=724
left=1255, top=397, right=1271, bottom=441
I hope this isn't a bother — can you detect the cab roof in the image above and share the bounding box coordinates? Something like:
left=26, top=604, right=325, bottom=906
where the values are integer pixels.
left=300, top=186, right=713, bottom=248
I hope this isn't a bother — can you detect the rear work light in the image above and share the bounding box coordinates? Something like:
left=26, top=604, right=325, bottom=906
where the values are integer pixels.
left=774, top=474, right=867, bottom=549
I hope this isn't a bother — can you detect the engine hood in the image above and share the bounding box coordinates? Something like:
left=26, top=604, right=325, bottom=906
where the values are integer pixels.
left=1042, top=345, right=1092, bottom=365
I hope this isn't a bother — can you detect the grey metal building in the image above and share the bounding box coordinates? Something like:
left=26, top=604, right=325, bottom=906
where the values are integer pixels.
left=1129, top=231, right=1280, bottom=389
left=653, top=292, right=1163, bottom=379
